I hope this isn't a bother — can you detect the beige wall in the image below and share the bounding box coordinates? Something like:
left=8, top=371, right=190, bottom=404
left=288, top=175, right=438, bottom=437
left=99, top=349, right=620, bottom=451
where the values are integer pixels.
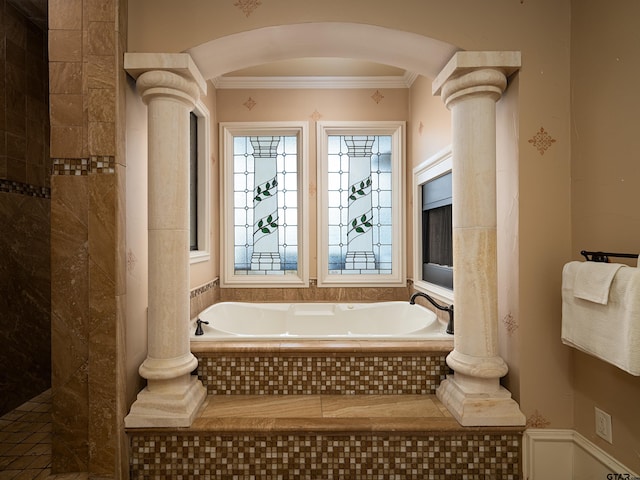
left=124, top=75, right=148, bottom=409
left=189, top=83, right=219, bottom=289
left=571, top=0, right=640, bottom=470
left=216, top=87, right=409, bottom=280
left=128, top=0, right=577, bottom=457
left=407, top=75, right=452, bottom=281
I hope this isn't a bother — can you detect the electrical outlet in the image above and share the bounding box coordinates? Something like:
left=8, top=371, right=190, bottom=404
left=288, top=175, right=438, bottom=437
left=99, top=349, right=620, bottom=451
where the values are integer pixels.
left=595, top=407, right=613, bottom=443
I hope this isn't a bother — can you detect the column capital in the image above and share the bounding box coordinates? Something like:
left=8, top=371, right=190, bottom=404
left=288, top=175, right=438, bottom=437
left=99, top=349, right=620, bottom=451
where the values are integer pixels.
left=124, top=52, right=207, bottom=97
left=136, top=70, right=201, bottom=108
left=432, top=51, right=521, bottom=100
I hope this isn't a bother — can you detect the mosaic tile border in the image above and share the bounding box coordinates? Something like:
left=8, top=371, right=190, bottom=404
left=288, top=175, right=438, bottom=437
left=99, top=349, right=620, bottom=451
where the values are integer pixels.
left=0, top=179, right=51, bottom=199
left=196, top=354, right=450, bottom=395
left=130, top=432, right=522, bottom=479
left=191, top=279, right=219, bottom=299
left=52, top=156, right=116, bottom=176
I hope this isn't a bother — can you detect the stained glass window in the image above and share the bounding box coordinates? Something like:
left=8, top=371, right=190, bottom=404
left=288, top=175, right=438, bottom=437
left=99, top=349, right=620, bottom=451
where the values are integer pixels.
left=231, top=135, right=299, bottom=275
left=326, top=135, right=393, bottom=274
left=318, top=122, right=405, bottom=286
left=221, top=123, right=308, bottom=287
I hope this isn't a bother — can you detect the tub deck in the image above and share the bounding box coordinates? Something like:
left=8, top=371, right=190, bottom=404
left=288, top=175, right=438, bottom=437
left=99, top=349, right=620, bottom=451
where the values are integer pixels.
left=190, top=339, right=454, bottom=353
left=191, top=394, right=469, bottom=433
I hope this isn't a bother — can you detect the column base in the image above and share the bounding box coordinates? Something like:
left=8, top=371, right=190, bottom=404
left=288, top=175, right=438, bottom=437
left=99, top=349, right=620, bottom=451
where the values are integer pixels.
left=436, top=374, right=526, bottom=427
left=124, top=375, right=207, bottom=428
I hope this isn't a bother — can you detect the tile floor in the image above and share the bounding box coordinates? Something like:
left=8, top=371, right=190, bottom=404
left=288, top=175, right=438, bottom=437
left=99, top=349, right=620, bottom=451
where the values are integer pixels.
left=0, top=390, right=87, bottom=480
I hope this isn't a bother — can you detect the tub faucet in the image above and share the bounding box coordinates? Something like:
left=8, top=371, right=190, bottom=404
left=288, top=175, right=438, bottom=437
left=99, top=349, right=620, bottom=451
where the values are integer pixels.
left=409, top=292, right=454, bottom=335
left=195, top=318, right=209, bottom=336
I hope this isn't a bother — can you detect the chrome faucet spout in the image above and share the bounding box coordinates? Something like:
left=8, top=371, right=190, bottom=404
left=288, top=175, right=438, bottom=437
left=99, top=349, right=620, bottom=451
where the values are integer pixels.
left=409, top=292, right=454, bottom=335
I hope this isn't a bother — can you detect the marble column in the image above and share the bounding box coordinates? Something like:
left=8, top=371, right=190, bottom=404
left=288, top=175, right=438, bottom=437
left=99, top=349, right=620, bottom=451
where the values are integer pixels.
left=432, top=52, right=525, bottom=426
left=124, top=54, right=207, bottom=427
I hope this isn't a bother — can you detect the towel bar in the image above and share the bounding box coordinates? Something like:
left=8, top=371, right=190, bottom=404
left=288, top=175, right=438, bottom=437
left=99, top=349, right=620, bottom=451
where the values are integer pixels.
left=580, top=250, right=639, bottom=263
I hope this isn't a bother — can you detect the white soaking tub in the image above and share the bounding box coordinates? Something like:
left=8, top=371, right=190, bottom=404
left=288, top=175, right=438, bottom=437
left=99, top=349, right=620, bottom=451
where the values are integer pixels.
left=191, top=301, right=451, bottom=341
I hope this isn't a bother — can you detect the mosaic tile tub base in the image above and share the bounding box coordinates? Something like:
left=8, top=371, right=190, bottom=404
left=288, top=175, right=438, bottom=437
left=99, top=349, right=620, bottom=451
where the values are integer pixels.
left=129, top=432, right=522, bottom=480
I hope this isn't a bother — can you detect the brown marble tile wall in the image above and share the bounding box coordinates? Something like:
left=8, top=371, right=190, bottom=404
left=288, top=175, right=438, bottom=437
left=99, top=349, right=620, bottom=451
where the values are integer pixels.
left=0, top=191, right=51, bottom=415
left=0, top=0, right=51, bottom=419
left=49, top=0, right=128, bottom=477
left=130, top=432, right=522, bottom=479
left=51, top=174, right=89, bottom=472
left=0, top=0, right=50, bottom=189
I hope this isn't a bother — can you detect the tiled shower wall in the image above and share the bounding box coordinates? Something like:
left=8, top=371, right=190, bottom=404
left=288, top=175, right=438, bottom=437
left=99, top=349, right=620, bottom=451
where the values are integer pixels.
left=0, top=0, right=51, bottom=416
left=48, top=0, right=129, bottom=478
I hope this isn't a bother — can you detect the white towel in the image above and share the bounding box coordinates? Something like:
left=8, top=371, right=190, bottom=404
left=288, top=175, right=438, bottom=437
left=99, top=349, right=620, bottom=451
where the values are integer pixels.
left=573, top=261, right=626, bottom=305
left=562, top=261, right=640, bottom=376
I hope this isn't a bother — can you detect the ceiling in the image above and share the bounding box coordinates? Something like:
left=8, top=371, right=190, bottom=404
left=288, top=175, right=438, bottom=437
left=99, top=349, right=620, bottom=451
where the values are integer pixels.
left=216, top=57, right=415, bottom=89
left=8, top=0, right=48, bottom=31
left=225, top=58, right=406, bottom=77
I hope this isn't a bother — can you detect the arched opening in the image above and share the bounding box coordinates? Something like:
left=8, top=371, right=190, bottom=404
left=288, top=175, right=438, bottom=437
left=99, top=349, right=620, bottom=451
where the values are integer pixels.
left=187, top=22, right=459, bottom=81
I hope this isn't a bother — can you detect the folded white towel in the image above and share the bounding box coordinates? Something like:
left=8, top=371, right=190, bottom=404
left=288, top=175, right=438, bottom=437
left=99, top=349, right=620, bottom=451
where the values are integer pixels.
left=562, top=261, right=640, bottom=376
left=573, top=261, right=626, bottom=305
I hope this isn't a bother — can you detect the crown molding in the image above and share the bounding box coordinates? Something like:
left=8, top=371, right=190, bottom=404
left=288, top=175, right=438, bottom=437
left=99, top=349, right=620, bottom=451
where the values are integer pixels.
left=212, top=71, right=418, bottom=89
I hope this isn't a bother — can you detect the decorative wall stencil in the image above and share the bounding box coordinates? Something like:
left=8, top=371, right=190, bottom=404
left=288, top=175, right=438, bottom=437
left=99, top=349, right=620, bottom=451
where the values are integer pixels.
left=371, top=90, right=385, bottom=104
left=234, top=0, right=262, bottom=17
left=243, top=97, right=257, bottom=111
left=526, top=410, right=551, bottom=428
left=503, top=312, right=519, bottom=334
left=310, top=109, right=322, bottom=122
left=528, top=127, right=556, bottom=155
left=126, top=249, right=137, bottom=274
left=418, top=121, right=424, bottom=136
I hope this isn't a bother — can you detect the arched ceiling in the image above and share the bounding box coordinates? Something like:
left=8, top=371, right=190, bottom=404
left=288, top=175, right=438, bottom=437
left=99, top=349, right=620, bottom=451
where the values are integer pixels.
left=187, top=23, right=458, bottom=89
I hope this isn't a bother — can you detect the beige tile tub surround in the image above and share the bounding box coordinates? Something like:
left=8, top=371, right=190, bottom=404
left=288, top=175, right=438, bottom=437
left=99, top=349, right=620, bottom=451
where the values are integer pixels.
left=433, top=52, right=526, bottom=426
left=123, top=53, right=207, bottom=428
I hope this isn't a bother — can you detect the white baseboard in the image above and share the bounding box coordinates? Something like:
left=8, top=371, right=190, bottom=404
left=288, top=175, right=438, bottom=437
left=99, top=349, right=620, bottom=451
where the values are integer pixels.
left=523, top=429, right=639, bottom=480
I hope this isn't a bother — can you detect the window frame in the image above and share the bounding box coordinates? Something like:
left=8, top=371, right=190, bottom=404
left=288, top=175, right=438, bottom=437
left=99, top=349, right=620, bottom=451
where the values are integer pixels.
left=412, top=145, right=453, bottom=303
left=219, top=121, right=309, bottom=288
left=189, top=100, right=211, bottom=265
left=316, top=121, right=406, bottom=287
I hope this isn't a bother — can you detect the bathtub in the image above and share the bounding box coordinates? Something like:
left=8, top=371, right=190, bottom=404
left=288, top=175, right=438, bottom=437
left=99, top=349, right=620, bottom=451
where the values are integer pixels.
left=191, top=301, right=451, bottom=341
